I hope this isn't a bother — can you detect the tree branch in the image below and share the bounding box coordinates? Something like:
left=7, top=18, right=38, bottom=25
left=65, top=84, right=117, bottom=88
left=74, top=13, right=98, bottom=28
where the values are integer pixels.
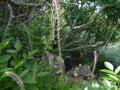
left=61, top=4, right=116, bottom=45
left=63, top=42, right=105, bottom=52
left=92, top=51, right=97, bottom=78
left=10, top=0, right=47, bottom=6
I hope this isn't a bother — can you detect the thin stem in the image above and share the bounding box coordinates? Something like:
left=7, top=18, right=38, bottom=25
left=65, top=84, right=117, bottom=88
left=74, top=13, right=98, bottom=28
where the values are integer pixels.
left=3, top=4, right=13, bottom=40
left=92, top=51, right=97, bottom=78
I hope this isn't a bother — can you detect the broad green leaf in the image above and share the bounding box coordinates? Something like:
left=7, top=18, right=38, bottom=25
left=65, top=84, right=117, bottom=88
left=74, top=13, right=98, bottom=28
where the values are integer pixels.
left=37, top=71, right=49, bottom=77
left=0, top=38, right=12, bottom=50
left=23, top=53, right=28, bottom=59
left=14, top=39, right=22, bottom=51
left=92, top=82, right=99, bottom=88
left=25, top=84, right=39, bottom=90
left=0, top=55, right=11, bottom=63
left=6, top=50, right=18, bottom=54
left=84, top=87, right=88, bottom=90
left=100, top=69, right=115, bottom=75
left=103, top=79, right=111, bottom=87
left=14, top=61, right=24, bottom=70
left=0, top=68, right=13, bottom=73
left=104, top=62, right=114, bottom=71
left=107, top=74, right=119, bottom=81
left=70, top=85, right=81, bottom=90
left=28, top=49, right=39, bottom=57
left=20, top=69, right=30, bottom=78
left=115, top=65, right=120, bottom=74
left=23, top=74, right=36, bottom=84
left=102, top=76, right=116, bottom=81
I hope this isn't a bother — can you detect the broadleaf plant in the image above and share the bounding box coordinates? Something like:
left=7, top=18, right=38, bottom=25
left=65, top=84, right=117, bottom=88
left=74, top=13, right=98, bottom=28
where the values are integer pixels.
left=100, top=61, right=120, bottom=86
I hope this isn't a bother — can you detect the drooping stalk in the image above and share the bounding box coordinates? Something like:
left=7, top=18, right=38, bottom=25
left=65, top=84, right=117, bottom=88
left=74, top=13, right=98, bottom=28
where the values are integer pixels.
left=53, top=0, right=62, bottom=58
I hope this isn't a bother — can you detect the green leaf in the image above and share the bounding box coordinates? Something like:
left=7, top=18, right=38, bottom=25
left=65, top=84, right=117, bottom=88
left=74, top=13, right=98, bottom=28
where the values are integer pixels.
left=0, top=38, right=12, bottom=50
left=102, top=76, right=115, bottom=81
left=107, top=74, right=119, bottom=81
left=37, top=71, right=49, bottom=77
left=100, top=69, right=115, bottom=75
left=115, top=65, right=120, bottom=74
left=84, top=87, right=88, bottom=90
left=28, top=49, right=39, bottom=57
left=0, top=55, right=11, bottom=63
left=104, top=62, right=114, bottom=71
left=14, top=39, right=22, bottom=51
left=92, top=82, right=99, bottom=88
left=23, top=74, right=36, bottom=84
left=25, top=84, right=39, bottom=90
left=23, top=53, right=28, bottom=59
left=6, top=50, right=18, bottom=54
left=0, top=68, right=13, bottom=73
left=14, top=61, right=24, bottom=70
left=103, top=79, right=111, bottom=87
left=20, top=69, right=30, bottom=78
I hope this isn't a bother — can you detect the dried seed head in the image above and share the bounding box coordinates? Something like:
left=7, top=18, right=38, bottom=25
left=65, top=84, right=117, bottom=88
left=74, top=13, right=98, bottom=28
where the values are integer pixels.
left=5, top=71, right=25, bottom=90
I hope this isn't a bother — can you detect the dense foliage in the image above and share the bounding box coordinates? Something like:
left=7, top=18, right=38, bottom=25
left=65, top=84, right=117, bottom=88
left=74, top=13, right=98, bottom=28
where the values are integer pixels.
left=0, top=0, right=120, bottom=90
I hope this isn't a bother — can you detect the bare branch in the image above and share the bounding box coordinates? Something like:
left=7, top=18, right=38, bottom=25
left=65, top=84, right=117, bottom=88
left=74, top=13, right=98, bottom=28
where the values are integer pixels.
left=63, top=42, right=104, bottom=52
left=92, top=51, right=97, bottom=78
left=97, top=27, right=116, bottom=57
left=10, top=0, right=47, bottom=6
left=61, top=21, right=93, bottom=45
left=63, top=41, right=82, bottom=48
